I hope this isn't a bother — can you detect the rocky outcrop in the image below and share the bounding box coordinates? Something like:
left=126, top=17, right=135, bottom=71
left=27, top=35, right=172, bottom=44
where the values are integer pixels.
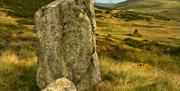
left=41, top=78, right=77, bottom=91
left=132, top=29, right=142, bottom=37
left=35, top=0, right=101, bottom=91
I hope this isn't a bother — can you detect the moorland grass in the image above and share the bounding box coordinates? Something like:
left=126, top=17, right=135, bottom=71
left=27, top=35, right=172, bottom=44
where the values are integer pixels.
left=98, top=56, right=180, bottom=91
left=0, top=1, right=179, bottom=91
left=1, top=0, right=53, bottom=18
left=0, top=50, right=38, bottom=91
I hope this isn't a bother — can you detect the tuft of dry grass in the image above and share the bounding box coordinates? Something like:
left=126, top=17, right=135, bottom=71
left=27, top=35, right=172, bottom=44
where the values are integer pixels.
left=0, top=50, right=38, bottom=91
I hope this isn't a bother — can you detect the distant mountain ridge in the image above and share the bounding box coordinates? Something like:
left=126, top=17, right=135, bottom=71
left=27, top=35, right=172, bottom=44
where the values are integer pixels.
left=113, top=0, right=180, bottom=9
left=95, top=3, right=115, bottom=6
left=112, top=0, right=180, bottom=20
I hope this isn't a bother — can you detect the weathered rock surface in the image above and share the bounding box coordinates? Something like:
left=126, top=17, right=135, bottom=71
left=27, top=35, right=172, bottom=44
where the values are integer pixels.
left=35, top=0, right=101, bottom=91
left=41, top=78, right=77, bottom=91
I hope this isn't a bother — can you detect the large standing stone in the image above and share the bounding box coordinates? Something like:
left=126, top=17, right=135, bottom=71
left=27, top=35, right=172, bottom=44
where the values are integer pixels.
left=35, top=0, right=101, bottom=91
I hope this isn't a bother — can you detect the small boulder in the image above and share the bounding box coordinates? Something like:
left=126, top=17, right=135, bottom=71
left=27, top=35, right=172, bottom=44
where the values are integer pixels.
left=132, top=29, right=142, bottom=37
left=41, top=78, right=77, bottom=91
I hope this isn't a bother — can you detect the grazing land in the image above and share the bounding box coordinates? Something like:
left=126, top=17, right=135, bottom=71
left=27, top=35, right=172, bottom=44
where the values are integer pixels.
left=0, top=0, right=180, bottom=91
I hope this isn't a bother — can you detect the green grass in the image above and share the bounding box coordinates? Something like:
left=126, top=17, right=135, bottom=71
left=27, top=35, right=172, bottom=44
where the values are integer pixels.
left=1, top=0, right=53, bottom=18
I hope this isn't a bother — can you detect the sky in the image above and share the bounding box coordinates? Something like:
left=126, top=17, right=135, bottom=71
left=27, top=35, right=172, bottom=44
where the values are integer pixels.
left=94, top=0, right=127, bottom=3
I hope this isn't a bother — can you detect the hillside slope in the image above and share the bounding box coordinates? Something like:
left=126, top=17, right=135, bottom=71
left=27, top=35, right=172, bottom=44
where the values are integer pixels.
left=0, top=0, right=53, bottom=18
left=113, top=0, right=180, bottom=20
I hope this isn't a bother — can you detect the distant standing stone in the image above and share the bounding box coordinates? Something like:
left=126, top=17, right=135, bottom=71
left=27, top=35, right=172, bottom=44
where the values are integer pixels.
left=133, top=29, right=142, bottom=37
left=35, top=0, right=101, bottom=91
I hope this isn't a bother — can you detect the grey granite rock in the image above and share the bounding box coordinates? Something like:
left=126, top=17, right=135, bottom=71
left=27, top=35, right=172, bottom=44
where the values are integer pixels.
left=35, top=0, right=101, bottom=91
left=41, top=78, right=77, bottom=91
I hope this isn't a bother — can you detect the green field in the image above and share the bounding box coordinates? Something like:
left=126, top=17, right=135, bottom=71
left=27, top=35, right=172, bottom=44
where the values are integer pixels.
left=0, top=0, right=180, bottom=91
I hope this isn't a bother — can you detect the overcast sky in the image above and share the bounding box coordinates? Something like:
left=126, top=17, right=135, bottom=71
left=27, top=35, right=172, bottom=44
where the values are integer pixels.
left=94, top=0, right=127, bottom=3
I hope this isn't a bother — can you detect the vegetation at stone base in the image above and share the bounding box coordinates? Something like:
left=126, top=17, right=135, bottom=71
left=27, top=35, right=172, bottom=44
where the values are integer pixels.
left=0, top=0, right=180, bottom=91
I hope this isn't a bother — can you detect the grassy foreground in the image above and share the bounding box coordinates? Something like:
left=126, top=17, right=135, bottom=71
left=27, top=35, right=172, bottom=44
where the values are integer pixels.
left=0, top=50, right=37, bottom=91
left=0, top=51, right=180, bottom=91
left=99, top=56, right=180, bottom=91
